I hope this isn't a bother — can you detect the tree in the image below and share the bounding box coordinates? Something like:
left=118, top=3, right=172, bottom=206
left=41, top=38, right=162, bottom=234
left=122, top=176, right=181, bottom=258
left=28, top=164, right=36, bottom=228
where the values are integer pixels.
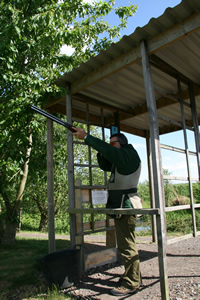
left=0, top=0, right=137, bottom=244
left=22, top=116, right=69, bottom=232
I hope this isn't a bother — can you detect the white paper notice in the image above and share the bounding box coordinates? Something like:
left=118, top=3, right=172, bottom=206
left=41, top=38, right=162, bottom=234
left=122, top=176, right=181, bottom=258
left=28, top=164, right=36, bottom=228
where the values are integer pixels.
left=92, top=190, right=107, bottom=205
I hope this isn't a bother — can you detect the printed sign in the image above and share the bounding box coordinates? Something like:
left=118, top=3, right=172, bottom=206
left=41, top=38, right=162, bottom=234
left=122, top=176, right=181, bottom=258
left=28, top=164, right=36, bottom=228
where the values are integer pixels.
left=92, top=190, right=107, bottom=205
left=110, top=125, right=119, bottom=135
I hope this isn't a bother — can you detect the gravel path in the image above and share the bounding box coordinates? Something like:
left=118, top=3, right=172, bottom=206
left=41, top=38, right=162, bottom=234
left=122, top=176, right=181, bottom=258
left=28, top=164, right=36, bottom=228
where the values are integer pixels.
left=17, top=233, right=200, bottom=299
left=64, top=235, right=200, bottom=300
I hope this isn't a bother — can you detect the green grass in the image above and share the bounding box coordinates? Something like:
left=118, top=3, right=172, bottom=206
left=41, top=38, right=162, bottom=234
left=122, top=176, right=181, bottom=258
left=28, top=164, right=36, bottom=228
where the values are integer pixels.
left=0, top=236, right=72, bottom=300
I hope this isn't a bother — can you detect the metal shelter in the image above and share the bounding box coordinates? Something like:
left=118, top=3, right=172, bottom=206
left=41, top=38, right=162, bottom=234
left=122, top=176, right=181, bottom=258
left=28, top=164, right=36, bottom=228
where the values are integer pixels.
left=43, top=0, right=200, bottom=299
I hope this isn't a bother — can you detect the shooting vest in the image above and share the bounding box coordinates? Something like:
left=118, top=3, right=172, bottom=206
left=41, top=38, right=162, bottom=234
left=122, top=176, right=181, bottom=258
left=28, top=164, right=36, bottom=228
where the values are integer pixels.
left=106, top=163, right=141, bottom=209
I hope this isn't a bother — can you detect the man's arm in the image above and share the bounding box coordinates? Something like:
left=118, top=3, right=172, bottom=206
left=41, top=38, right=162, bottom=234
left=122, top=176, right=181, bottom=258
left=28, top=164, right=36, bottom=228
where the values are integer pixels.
left=97, top=153, right=112, bottom=171
left=72, top=127, right=112, bottom=170
left=72, top=127, right=140, bottom=173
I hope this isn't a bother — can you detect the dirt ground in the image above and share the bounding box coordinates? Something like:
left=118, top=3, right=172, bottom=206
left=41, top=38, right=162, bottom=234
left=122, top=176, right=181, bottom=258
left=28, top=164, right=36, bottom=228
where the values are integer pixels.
left=63, top=235, right=200, bottom=300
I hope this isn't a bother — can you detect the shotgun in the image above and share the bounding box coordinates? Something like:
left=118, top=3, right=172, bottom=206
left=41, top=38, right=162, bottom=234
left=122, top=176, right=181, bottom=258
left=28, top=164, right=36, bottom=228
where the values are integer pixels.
left=31, top=105, right=76, bottom=132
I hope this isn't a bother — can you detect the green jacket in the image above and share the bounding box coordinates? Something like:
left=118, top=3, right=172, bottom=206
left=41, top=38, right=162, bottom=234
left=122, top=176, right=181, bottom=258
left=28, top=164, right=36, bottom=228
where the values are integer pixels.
left=85, top=134, right=141, bottom=208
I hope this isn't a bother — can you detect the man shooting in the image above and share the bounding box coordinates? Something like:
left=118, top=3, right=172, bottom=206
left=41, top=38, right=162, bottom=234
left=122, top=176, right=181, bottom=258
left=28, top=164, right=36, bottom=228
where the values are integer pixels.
left=72, top=127, right=142, bottom=296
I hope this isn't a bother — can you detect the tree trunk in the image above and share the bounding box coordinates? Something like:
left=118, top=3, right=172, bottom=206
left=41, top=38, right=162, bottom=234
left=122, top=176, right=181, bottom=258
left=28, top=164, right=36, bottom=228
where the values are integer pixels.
left=39, top=212, right=48, bottom=232
left=0, top=219, right=4, bottom=240
left=0, top=133, right=32, bottom=245
left=16, top=133, right=32, bottom=205
left=1, top=220, right=18, bottom=246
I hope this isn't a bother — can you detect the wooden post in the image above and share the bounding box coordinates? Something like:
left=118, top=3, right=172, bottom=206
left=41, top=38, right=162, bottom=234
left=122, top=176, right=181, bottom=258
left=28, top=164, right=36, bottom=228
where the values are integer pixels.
left=66, top=85, right=76, bottom=247
left=100, top=108, right=116, bottom=249
left=100, top=108, right=108, bottom=190
left=189, top=83, right=200, bottom=181
left=140, top=40, right=169, bottom=300
left=177, top=79, right=197, bottom=237
left=106, top=227, right=116, bottom=248
left=86, top=104, right=94, bottom=230
left=146, top=132, right=157, bottom=243
left=75, top=179, right=85, bottom=270
left=47, top=118, right=56, bottom=253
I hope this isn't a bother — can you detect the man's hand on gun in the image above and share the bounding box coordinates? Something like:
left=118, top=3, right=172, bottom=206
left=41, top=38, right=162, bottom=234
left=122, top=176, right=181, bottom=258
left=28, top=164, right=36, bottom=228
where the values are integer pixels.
left=71, top=127, right=87, bottom=140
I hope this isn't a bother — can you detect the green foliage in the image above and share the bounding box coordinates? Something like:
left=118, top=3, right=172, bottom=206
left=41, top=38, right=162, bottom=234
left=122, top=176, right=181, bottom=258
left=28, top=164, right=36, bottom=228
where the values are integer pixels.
left=195, top=209, right=200, bottom=230
left=137, top=180, right=150, bottom=206
left=24, top=122, right=114, bottom=232
left=193, top=182, right=200, bottom=203
left=166, top=209, right=200, bottom=234
left=136, top=181, right=152, bottom=234
left=22, top=118, right=69, bottom=232
left=20, top=212, right=71, bottom=234
left=137, top=178, right=200, bottom=235
left=0, top=0, right=137, bottom=243
left=21, top=213, right=41, bottom=231
left=21, top=124, right=109, bottom=233
left=173, top=182, right=200, bottom=203
left=163, top=169, right=174, bottom=206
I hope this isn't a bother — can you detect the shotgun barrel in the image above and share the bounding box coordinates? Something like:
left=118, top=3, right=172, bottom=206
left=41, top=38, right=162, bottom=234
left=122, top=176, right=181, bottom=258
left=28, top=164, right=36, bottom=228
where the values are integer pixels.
left=31, top=105, right=76, bottom=132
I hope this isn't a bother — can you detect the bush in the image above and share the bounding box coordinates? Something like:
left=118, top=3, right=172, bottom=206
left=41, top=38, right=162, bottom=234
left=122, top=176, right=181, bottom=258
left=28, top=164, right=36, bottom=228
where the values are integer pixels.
left=138, top=180, right=150, bottom=206
left=166, top=210, right=197, bottom=234
left=21, top=213, right=41, bottom=231
left=171, top=196, right=190, bottom=206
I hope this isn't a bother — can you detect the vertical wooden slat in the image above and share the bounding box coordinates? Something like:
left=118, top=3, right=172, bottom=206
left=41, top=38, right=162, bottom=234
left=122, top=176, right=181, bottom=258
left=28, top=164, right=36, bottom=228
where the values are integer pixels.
left=66, top=85, right=76, bottom=247
left=100, top=108, right=116, bottom=248
left=47, top=117, right=56, bottom=253
left=100, top=108, right=107, bottom=185
left=140, top=40, right=169, bottom=300
left=101, top=108, right=109, bottom=231
left=106, top=228, right=116, bottom=249
left=75, top=181, right=84, bottom=244
left=177, top=79, right=197, bottom=237
left=86, top=104, right=94, bottom=230
left=146, top=132, right=157, bottom=243
left=86, top=104, right=92, bottom=188
left=75, top=179, right=84, bottom=270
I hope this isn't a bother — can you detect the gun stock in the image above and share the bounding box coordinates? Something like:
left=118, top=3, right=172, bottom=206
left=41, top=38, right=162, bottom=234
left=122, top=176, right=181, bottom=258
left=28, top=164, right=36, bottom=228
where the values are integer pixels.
left=31, top=105, right=76, bottom=132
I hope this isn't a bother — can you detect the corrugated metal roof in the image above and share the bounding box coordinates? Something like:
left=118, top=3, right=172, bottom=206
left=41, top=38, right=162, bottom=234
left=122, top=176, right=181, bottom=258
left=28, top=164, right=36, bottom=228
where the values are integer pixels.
left=46, top=0, right=200, bottom=138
